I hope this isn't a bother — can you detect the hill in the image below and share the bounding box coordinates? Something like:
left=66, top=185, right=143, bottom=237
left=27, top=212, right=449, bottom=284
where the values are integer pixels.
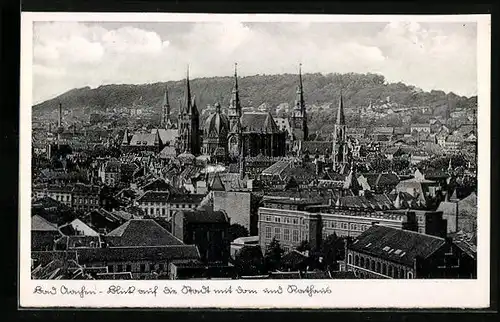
left=32, top=72, right=477, bottom=130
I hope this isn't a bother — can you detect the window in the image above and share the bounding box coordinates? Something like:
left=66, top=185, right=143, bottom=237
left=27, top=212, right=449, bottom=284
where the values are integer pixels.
left=376, top=262, right=381, bottom=273
left=117, top=264, right=123, bottom=272
left=126, top=265, right=132, bottom=272
left=354, top=255, right=359, bottom=266
left=360, top=257, right=365, bottom=267
left=274, top=227, right=281, bottom=239
left=265, top=227, right=272, bottom=239
left=284, top=228, right=290, bottom=241
left=140, top=264, right=146, bottom=273
left=66, top=195, right=70, bottom=201
left=274, top=216, right=281, bottom=223
left=162, top=208, right=166, bottom=216
left=407, top=271, right=413, bottom=279
left=383, top=263, right=387, bottom=275
left=370, top=259, right=375, bottom=271
left=108, top=265, right=114, bottom=273
left=292, top=230, right=299, bottom=242
left=348, top=254, right=353, bottom=264
left=388, top=265, right=393, bottom=277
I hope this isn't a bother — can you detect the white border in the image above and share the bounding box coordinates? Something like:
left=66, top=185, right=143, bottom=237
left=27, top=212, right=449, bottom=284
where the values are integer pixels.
left=19, top=12, right=491, bottom=309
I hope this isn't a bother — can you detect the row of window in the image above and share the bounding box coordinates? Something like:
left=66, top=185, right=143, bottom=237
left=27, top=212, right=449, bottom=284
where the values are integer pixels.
left=323, top=221, right=371, bottom=231
left=262, top=215, right=300, bottom=225
left=265, top=226, right=300, bottom=243
left=348, top=253, right=413, bottom=279
left=107, top=262, right=165, bottom=273
left=141, top=207, right=167, bottom=216
left=139, top=202, right=195, bottom=209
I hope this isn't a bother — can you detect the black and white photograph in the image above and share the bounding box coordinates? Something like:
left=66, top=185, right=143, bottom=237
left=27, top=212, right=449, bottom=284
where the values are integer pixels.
left=20, top=13, right=491, bottom=308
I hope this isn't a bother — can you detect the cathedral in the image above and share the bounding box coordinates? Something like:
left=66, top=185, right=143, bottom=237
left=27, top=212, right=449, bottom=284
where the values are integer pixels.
left=225, top=64, right=287, bottom=160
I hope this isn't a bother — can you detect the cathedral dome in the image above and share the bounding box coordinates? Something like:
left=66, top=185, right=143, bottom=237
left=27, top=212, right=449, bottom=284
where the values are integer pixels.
left=203, top=103, right=230, bottom=138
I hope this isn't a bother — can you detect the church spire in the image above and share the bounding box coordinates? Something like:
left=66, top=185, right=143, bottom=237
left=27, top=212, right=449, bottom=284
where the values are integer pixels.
left=183, top=65, right=192, bottom=114
left=162, top=85, right=171, bottom=128
left=336, top=90, right=345, bottom=125
left=229, top=63, right=242, bottom=132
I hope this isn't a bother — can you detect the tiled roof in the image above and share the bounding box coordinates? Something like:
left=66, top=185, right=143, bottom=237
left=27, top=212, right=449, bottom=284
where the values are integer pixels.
left=159, top=146, right=177, bottom=158
left=152, top=129, right=178, bottom=143
left=32, top=215, right=58, bottom=231
left=261, top=160, right=292, bottom=176
left=299, top=141, right=332, bottom=155
left=240, top=112, right=280, bottom=133
left=137, top=191, right=170, bottom=203
left=75, top=245, right=200, bottom=263
left=181, top=209, right=229, bottom=224
left=129, top=133, right=161, bottom=146
left=349, top=225, right=446, bottom=266
left=168, top=193, right=206, bottom=204
left=105, top=219, right=184, bottom=247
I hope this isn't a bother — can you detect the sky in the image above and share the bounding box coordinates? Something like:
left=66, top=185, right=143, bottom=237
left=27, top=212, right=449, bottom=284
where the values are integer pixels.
left=32, top=20, right=477, bottom=104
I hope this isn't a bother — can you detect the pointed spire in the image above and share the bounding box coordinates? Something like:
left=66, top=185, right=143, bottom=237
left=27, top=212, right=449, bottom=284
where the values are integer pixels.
left=336, top=90, right=345, bottom=125
left=234, top=62, right=239, bottom=92
left=448, top=158, right=453, bottom=172
left=183, top=64, right=192, bottom=114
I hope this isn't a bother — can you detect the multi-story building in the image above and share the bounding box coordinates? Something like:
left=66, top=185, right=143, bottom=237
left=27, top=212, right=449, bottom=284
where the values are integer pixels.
left=32, top=183, right=102, bottom=211
left=258, top=198, right=323, bottom=253
left=167, top=193, right=206, bottom=219
left=136, top=191, right=170, bottom=217
left=71, top=183, right=102, bottom=212
left=172, top=209, right=231, bottom=264
left=341, top=225, right=476, bottom=279
left=319, top=209, right=417, bottom=240
left=33, top=184, right=73, bottom=207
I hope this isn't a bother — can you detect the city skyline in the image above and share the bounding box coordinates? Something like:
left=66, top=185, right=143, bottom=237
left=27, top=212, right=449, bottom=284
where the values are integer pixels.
left=32, top=20, right=478, bottom=104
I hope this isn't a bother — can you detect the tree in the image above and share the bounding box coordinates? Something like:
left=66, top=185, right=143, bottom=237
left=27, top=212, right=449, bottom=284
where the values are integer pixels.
left=296, top=240, right=311, bottom=252
left=319, top=233, right=345, bottom=271
left=264, top=238, right=284, bottom=272
left=234, top=246, right=266, bottom=276
left=228, top=223, right=249, bottom=242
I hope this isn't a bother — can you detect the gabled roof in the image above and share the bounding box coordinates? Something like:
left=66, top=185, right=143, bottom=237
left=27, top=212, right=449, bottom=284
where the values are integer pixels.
left=240, top=112, right=280, bottom=133
left=105, top=219, right=184, bottom=247
left=32, top=215, right=58, bottom=231
left=299, top=141, right=332, bottom=155
left=152, top=129, right=178, bottom=143
left=129, top=133, right=161, bottom=146
left=349, top=225, right=446, bottom=266
left=136, top=190, right=170, bottom=203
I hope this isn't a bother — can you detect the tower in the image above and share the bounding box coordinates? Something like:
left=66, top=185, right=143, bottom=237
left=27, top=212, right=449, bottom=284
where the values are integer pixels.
left=161, top=86, right=173, bottom=129
left=228, top=63, right=242, bottom=132
left=332, top=92, right=349, bottom=172
left=177, top=66, right=201, bottom=155
left=292, top=63, right=308, bottom=141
